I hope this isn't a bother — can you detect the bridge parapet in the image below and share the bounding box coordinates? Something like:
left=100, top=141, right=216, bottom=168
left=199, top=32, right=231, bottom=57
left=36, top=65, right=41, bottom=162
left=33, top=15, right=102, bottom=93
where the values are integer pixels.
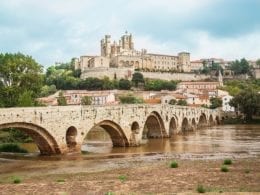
left=0, top=104, right=222, bottom=155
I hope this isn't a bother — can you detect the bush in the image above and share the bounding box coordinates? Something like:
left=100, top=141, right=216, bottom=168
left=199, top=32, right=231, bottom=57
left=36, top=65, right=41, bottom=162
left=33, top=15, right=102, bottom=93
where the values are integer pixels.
left=221, top=165, right=229, bottom=172
left=13, top=177, right=21, bottom=184
left=170, top=161, right=178, bottom=168
left=223, top=159, right=232, bottom=165
left=0, top=143, right=28, bottom=153
left=197, top=185, right=206, bottom=193
left=118, top=175, right=127, bottom=182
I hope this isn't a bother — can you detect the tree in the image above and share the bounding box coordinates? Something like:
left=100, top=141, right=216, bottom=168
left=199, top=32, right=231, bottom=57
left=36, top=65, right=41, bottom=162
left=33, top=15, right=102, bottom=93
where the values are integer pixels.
left=118, top=79, right=131, bottom=90
left=229, top=88, right=260, bottom=121
left=81, top=96, right=92, bottom=105
left=230, top=58, right=250, bottom=75
left=169, top=99, right=177, bottom=105
left=132, top=72, right=144, bottom=87
left=17, top=91, right=34, bottom=107
left=256, top=59, right=260, bottom=68
left=40, top=85, right=57, bottom=97
left=119, top=94, right=144, bottom=104
left=210, top=97, right=222, bottom=109
left=57, top=91, right=67, bottom=106
left=0, top=53, right=43, bottom=107
left=177, top=99, right=187, bottom=106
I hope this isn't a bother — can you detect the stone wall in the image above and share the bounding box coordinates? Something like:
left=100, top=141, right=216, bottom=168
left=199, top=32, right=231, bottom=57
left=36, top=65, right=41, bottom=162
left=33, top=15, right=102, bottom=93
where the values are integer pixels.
left=81, top=67, right=210, bottom=81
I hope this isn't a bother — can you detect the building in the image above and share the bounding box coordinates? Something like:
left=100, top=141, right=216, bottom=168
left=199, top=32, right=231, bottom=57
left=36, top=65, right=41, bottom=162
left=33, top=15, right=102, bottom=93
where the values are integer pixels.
left=222, top=95, right=235, bottom=112
left=37, top=90, right=117, bottom=106
left=74, top=32, right=191, bottom=78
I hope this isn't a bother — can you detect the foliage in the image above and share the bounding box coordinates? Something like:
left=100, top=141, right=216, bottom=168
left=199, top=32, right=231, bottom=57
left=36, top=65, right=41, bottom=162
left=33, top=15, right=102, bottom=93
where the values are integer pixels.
left=220, top=165, right=229, bottom=172
left=81, top=96, right=92, bottom=105
left=144, top=79, right=178, bottom=91
left=197, top=185, right=206, bottom=193
left=0, top=128, right=32, bottom=143
left=223, top=159, right=232, bottom=165
left=0, top=53, right=43, bottom=107
left=17, top=90, right=35, bottom=107
left=12, top=176, right=22, bottom=184
left=230, top=58, right=250, bottom=75
left=200, top=62, right=223, bottom=75
left=177, top=99, right=187, bottom=106
left=209, top=97, right=222, bottom=109
left=118, top=79, right=131, bottom=90
left=169, top=99, right=177, bottom=105
left=170, top=161, right=178, bottom=168
left=256, top=59, right=260, bottom=67
left=118, top=175, right=127, bottom=182
left=132, top=72, right=144, bottom=87
left=221, top=79, right=260, bottom=96
left=0, top=143, right=28, bottom=153
left=119, top=94, right=144, bottom=104
left=57, top=91, right=67, bottom=106
left=40, top=85, right=57, bottom=97
left=229, top=88, right=260, bottom=121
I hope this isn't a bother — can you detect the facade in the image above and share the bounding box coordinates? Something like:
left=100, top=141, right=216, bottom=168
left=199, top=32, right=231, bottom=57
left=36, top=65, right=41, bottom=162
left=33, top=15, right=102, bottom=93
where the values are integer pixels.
left=38, top=90, right=117, bottom=106
left=75, top=32, right=191, bottom=79
left=222, top=95, right=235, bottom=112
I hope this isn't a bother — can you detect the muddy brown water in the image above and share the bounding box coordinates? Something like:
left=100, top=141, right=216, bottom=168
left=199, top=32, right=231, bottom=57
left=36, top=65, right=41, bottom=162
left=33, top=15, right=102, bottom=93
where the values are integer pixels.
left=1, top=124, right=260, bottom=158
left=0, top=125, right=259, bottom=176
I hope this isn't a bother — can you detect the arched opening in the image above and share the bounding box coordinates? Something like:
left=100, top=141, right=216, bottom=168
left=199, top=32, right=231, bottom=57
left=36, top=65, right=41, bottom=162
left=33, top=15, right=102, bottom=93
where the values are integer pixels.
left=209, top=115, right=214, bottom=126
left=216, top=116, right=220, bottom=125
left=142, top=111, right=167, bottom=139
left=181, top=118, right=190, bottom=132
left=169, top=117, right=177, bottom=137
left=0, top=122, right=60, bottom=155
left=198, top=113, right=207, bottom=128
left=66, top=126, right=77, bottom=150
left=81, top=120, right=129, bottom=154
left=131, top=122, right=140, bottom=134
left=191, top=118, right=196, bottom=131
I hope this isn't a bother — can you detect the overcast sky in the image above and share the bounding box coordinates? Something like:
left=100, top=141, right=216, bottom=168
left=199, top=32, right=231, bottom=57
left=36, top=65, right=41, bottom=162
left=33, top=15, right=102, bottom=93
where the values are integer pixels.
left=0, top=0, right=260, bottom=67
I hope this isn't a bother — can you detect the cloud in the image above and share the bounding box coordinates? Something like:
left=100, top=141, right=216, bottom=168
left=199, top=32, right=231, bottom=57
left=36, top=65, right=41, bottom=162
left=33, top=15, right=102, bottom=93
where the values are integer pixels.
left=0, top=0, right=259, bottom=67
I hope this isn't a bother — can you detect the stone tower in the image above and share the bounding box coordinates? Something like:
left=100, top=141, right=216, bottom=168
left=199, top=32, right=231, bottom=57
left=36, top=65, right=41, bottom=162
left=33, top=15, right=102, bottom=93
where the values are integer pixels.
left=178, top=52, right=191, bottom=72
left=218, top=70, right=224, bottom=87
left=101, top=35, right=111, bottom=57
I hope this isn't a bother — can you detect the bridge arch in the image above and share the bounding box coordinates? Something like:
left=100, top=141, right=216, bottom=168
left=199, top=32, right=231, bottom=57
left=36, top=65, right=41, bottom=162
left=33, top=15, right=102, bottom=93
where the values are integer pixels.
left=216, top=116, right=220, bottom=125
left=191, top=118, right=196, bottom=130
left=86, top=120, right=129, bottom=147
left=169, top=116, right=178, bottom=137
left=0, top=122, right=60, bottom=155
left=181, top=117, right=190, bottom=132
left=198, top=113, right=207, bottom=128
left=131, top=121, right=140, bottom=134
left=143, top=111, right=167, bottom=139
left=209, top=115, right=214, bottom=126
left=66, top=126, right=78, bottom=151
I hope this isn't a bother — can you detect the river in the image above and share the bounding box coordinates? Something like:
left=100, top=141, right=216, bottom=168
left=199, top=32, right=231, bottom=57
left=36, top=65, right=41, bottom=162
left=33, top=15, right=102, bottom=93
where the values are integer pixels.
left=1, top=124, right=260, bottom=159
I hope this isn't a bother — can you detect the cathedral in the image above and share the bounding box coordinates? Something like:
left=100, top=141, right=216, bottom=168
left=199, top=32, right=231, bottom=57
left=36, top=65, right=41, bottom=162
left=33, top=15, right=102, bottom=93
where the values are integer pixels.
left=74, top=32, right=191, bottom=77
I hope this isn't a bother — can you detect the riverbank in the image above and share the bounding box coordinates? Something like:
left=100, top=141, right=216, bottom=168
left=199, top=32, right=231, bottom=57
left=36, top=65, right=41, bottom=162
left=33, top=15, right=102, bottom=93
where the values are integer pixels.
left=0, top=154, right=259, bottom=194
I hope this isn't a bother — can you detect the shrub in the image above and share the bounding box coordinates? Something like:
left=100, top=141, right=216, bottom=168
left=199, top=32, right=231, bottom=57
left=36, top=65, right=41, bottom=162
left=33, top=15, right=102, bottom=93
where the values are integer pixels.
left=170, top=161, right=178, bottom=168
left=223, top=159, right=232, bottom=165
left=57, top=179, right=65, bottom=183
left=118, top=175, right=127, bottom=182
left=197, top=185, right=206, bottom=193
left=13, top=177, right=21, bottom=184
left=221, top=165, right=229, bottom=172
left=0, top=143, right=28, bottom=153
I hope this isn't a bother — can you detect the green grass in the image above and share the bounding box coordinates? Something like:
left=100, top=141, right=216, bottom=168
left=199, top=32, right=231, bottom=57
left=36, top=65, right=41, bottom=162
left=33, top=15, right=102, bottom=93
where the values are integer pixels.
left=105, top=192, right=115, bottom=195
left=170, top=161, right=178, bottom=168
left=118, top=175, right=127, bottom=182
left=223, top=159, right=232, bottom=165
left=12, top=177, right=21, bottom=184
left=196, top=185, right=206, bottom=193
left=56, top=179, right=65, bottom=183
left=221, top=165, right=229, bottom=172
left=0, top=143, right=28, bottom=153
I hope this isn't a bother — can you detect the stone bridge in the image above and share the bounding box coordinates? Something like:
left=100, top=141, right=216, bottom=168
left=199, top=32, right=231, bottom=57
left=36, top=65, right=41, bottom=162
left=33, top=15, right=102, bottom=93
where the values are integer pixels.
left=0, top=104, right=222, bottom=155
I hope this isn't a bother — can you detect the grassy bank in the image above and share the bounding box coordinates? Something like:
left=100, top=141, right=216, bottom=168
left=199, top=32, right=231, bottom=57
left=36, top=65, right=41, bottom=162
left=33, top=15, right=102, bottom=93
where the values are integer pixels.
left=0, top=143, right=28, bottom=153
left=223, top=117, right=260, bottom=125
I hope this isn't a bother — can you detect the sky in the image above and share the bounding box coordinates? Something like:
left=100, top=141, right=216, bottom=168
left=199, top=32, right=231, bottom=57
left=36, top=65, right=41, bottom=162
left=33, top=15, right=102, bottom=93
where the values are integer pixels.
left=0, top=0, right=260, bottom=67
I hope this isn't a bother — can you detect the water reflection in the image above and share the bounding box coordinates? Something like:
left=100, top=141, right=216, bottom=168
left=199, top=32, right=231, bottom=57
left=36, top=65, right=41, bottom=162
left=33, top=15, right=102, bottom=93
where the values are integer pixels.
left=2, top=125, right=260, bottom=158
left=82, top=125, right=260, bottom=156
